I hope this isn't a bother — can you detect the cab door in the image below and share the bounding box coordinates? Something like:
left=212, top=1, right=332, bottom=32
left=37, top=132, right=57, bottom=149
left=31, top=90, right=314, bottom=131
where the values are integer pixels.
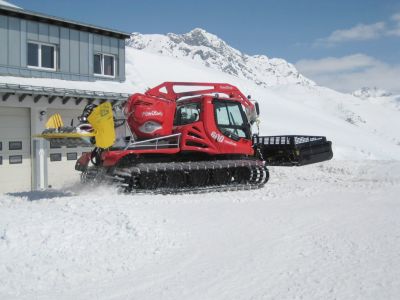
left=207, top=99, right=253, bottom=155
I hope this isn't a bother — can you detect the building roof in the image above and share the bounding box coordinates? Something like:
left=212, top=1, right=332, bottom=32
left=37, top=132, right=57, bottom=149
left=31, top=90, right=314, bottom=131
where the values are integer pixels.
left=0, top=2, right=131, bottom=39
left=0, top=75, right=135, bottom=105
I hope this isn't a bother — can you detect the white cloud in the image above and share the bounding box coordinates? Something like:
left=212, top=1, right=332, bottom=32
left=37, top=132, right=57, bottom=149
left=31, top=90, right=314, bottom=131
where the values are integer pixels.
left=296, top=54, right=400, bottom=93
left=387, top=13, right=400, bottom=36
left=387, top=28, right=400, bottom=36
left=314, top=13, right=400, bottom=45
left=317, top=22, right=385, bottom=45
left=392, top=13, right=400, bottom=22
left=296, top=54, right=379, bottom=74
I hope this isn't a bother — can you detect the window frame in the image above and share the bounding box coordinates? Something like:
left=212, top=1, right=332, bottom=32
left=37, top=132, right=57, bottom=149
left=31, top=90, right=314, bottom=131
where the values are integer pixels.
left=27, top=41, right=57, bottom=71
left=94, top=52, right=116, bottom=78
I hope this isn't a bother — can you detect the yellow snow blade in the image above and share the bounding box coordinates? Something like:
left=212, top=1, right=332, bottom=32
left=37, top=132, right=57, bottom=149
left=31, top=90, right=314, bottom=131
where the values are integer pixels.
left=35, top=102, right=115, bottom=149
left=36, top=132, right=95, bottom=138
left=87, top=102, right=115, bottom=149
left=46, top=113, right=64, bottom=129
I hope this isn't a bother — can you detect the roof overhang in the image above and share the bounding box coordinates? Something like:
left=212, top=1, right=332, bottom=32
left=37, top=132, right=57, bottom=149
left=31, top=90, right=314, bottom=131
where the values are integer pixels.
left=0, top=83, right=130, bottom=106
left=0, top=4, right=131, bottom=39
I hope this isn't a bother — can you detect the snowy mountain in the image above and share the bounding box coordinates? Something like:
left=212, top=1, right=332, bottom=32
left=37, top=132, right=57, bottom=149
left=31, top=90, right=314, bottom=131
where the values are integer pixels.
left=353, top=87, right=392, bottom=99
left=127, top=28, right=314, bottom=87
left=352, top=87, right=399, bottom=111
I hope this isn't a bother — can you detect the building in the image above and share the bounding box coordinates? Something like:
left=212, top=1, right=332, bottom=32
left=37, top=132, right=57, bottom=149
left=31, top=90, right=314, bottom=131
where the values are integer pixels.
left=0, top=1, right=133, bottom=193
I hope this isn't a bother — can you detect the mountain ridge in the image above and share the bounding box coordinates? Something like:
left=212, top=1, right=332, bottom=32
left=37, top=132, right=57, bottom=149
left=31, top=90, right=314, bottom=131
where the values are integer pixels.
left=126, top=28, right=314, bottom=88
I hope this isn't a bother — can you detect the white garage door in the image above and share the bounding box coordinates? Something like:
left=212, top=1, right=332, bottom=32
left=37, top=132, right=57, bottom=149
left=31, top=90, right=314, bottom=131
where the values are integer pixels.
left=47, top=109, right=92, bottom=189
left=0, top=107, right=31, bottom=193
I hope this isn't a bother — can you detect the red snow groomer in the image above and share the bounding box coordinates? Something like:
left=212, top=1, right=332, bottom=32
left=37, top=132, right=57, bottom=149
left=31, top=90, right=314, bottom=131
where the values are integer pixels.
left=39, top=82, right=333, bottom=193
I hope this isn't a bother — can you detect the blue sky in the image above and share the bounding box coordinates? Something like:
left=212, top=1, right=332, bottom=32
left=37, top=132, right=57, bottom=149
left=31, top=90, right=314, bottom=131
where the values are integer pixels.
left=7, top=0, right=400, bottom=92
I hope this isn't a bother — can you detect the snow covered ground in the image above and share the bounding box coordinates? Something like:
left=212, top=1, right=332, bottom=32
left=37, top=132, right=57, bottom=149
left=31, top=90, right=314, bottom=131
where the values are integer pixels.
left=1, top=160, right=400, bottom=299
left=1, top=28, right=399, bottom=299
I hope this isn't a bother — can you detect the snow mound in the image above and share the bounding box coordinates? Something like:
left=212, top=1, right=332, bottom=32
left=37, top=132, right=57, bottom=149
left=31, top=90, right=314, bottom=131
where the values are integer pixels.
left=127, top=28, right=314, bottom=87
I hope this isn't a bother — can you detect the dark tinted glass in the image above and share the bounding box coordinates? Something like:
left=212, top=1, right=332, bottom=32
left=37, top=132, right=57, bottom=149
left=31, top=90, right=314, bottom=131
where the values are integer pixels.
left=9, top=155, right=22, bottom=164
left=104, top=55, right=114, bottom=76
left=50, top=153, right=62, bottom=162
left=28, top=43, right=39, bottom=66
left=9, top=141, right=22, bottom=150
left=67, top=152, right=77, bottom=160
left=50, top=140, right=61, bottom=149
left=41, top=45, right=55, bottom=69
left=94, top=54, right=102, bottom=74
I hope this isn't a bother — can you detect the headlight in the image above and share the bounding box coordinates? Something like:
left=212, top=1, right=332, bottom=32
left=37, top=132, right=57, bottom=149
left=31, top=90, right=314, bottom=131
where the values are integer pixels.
left=138, top=121, right=162, bottom=133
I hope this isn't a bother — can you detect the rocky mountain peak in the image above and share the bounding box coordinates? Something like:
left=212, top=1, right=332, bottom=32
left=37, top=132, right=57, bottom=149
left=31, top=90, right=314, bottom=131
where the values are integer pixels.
left=127, top=28, right=314, bottom=87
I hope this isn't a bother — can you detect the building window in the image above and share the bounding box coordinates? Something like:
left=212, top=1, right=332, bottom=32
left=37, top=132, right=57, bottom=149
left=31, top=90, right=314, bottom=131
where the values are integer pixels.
left=67, top=152, right=77, bottom=160
left=28, top=42, right=56, bottom=70
left=9, top=141, right=22, bottom=150
left=0, top=142, right=2, bottom=151
left=50, top=153, right=62, bottom=162
left=94, top=53, right=115, bottom=77
left=9, top=155, right=22, bottom=164
left=50, top=140, right=61, bottom=149
left=0, top=156, right=2, bottom=165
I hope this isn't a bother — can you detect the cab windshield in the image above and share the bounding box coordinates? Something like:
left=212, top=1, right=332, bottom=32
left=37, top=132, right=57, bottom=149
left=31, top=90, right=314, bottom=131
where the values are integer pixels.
left=214, top=100, right=250, bottom=140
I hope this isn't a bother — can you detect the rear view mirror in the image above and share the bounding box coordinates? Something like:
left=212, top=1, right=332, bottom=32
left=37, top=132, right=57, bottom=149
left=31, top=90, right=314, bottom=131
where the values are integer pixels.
left=254, top=101, right=260, bottom=116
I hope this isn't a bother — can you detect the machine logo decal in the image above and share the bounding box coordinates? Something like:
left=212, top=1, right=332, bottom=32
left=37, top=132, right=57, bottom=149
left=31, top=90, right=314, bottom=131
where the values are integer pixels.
left=142, top=110, right=163, bottom=117
left=211, top=131, right=224, bottom=143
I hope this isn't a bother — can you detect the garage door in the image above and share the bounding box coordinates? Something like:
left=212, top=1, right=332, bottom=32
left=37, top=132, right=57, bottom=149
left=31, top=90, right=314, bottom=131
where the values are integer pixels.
left=47, top=109, right=92, bottom=189
left=0, top=107, right=31, bottom=193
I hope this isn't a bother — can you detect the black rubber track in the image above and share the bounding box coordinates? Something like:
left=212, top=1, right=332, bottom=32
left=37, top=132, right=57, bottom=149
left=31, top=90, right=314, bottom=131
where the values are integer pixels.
left=110, top=159, right=269, bottom=194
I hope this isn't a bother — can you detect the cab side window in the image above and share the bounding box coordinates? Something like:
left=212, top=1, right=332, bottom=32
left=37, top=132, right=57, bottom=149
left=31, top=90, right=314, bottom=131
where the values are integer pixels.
left=174, top=103, right=201, bottom=125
